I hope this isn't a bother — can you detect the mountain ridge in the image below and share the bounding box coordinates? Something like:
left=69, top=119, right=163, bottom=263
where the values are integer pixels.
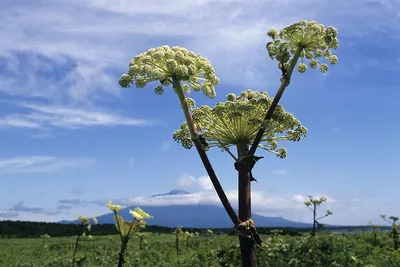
left=60, top=203, right=312, bottom=228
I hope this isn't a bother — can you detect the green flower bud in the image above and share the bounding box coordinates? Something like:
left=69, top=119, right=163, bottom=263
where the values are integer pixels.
left=153, top=51, right=165, bottom=60
left=186, top=97, right=196, bottom=108
left=165, top=50, right=175, bottom=59
left=314, top=50, right=323, bottom=57
left=135, top=77, right=147, bottom=88
left=328, top=55, right=338, bottom=64
left=153, top=68, right=165, bottom=79
left=142, top=55, right=152, bottom=64
left=297, top=63, right=307, bottom=73
left=305, top=51, right=313, bottom=59
left=118, top=74, right=132, bottom=88
left=276, top=148, right=287, bottom=158
left=309, top=59, right=318, bottom=69
left=267, top=28, right=279, bottom=39
left=174, top=51, right=185, bottom=63
left=192, top=83, right=201, bottom=91
left=143, top=64, right=152, bottom=74
left=226, top=93, right=236, bottom=101
left=166, top=59, right=178, bottom=71
left=177, top=65, right=189, bottom=77
left=320, top=63, right=328, bottom=73
left=187, top=64, right=197, bottom=76
left=154, top=85, right=164, bottom=95
left=182, top=83, right=191, bottom=94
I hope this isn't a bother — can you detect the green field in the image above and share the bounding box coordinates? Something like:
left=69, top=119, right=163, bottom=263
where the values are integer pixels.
left=1, top=231, right=400, bottom=267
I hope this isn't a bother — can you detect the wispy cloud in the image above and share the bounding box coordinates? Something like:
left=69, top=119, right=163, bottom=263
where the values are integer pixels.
left=175, top=174, right=214, bottom=192
left=57, top=199, right=81, bottom=205
left=2, top=0, right=395, bottom=105
left=0, top=156, right=93, bottom=173
left=10, top=202, right=63, bottom=215
left=0, top=103, right=153, bottom=130
left=0, top=211, right=18, bottom=218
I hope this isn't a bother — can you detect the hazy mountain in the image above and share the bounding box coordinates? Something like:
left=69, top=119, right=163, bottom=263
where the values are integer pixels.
left=59, top=189, right=312, bottom=228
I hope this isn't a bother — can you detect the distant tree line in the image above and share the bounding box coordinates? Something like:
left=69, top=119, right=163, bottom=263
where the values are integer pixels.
left=0, top=220, right=388, bottom=238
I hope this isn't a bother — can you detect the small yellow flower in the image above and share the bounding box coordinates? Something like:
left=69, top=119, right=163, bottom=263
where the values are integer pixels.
left=129, top=210, right=143, bottom=220
left=106, top=201, right=123, bottom=212
left=134, top=207, right=153, bottom=219
left=78, top=214, right=90, bottom=225
left=92, top=217, right=98, bottom=224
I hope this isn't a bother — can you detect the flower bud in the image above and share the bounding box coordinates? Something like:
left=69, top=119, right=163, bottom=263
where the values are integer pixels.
left=267, top=28, right=279, bottom=39
left=328, top=55, right=338, bottom=64
left=297, top=63, right=307, bottom=73
left=319, top=63, right=328, bottom=73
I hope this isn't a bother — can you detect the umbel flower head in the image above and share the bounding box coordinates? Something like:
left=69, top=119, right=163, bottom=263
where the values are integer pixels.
left=106, top=201, right=123, bottom=212
left=173, top=89, right=307, bottom=158
left=130, top=207, right=153, bottom=221
left=266, top=20, right=339, bottom=74
left=118, top=45, right=219, bottom=100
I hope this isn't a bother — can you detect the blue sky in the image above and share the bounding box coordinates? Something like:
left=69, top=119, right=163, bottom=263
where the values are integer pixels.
left=0, top=0, right=400, bottom=226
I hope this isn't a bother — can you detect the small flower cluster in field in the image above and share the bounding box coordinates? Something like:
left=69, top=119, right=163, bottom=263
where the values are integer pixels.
left=173, top=89, right=307, bottom=158
left=106, top=201, right=153, bottom=265
left=118, top=45, right=219, bottom=103
left=266, top=20, right=339, bottom=74
left=77, top=214, right=98, bottom=233
left=106, top=201, right=153, bottom=238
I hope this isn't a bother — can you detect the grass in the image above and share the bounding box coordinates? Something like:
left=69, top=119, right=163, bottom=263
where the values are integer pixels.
left=1, top=231, right=400, bottom=266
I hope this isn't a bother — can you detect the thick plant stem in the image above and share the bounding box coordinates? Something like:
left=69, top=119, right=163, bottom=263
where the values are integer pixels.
left=237, top=143, right=257, bottom=267
left=172, top=76, right=241, bottom=227
left=312, top=204, right=316, bottom=237
left=249, top=47, right=303, bottom=156
left=393, top=228, right=398, bottom=250
left=118, top=240, right=128, bottom=267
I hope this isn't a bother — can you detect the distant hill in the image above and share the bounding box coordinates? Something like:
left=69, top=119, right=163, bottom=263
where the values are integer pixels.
left=93, top=204, right=312, bottom=228
left=59, top=189, right=314, bottom=228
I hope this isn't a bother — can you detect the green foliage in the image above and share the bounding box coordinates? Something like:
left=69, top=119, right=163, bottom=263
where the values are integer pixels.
left=173, top=89, right=307, bottom=158
left=2, top=232, right=400, bottom=266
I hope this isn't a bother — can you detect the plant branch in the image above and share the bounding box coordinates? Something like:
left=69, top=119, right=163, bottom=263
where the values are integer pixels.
left=172, top=75, right=241, bottom=227
left=248, top=47, right=303, bottom=156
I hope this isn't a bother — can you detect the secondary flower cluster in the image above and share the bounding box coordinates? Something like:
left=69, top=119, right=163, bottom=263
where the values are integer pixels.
left=118, top=45, right=219, bottom=99
left=106, top=201, right=153, bottom=237
left=266, top=20, right=339, bottom=74
left=173, top=89, right=307, bottom=158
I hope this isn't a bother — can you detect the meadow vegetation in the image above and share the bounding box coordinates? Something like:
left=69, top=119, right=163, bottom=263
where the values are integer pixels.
left=2, top=228, right=400, bottom=266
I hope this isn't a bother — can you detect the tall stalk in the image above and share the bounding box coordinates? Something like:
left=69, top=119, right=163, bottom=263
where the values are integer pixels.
left=172, top=76, right=241, bottom=227
left=237, top=142, right=257, bottom=266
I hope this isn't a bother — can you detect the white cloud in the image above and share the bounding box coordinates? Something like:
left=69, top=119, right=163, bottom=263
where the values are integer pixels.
left=175, top=174, right=214, bottom=191
left=292, top=194, right=338, bottom=204
left=1, top=0, right=396, bottom=105
left=0, top=156, right=93, bottom=173
left=0, top=102, right=153, bottom=129
left=120, top=187, right=338, bottom=220
left=292, top=194, right=307, bottom=203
